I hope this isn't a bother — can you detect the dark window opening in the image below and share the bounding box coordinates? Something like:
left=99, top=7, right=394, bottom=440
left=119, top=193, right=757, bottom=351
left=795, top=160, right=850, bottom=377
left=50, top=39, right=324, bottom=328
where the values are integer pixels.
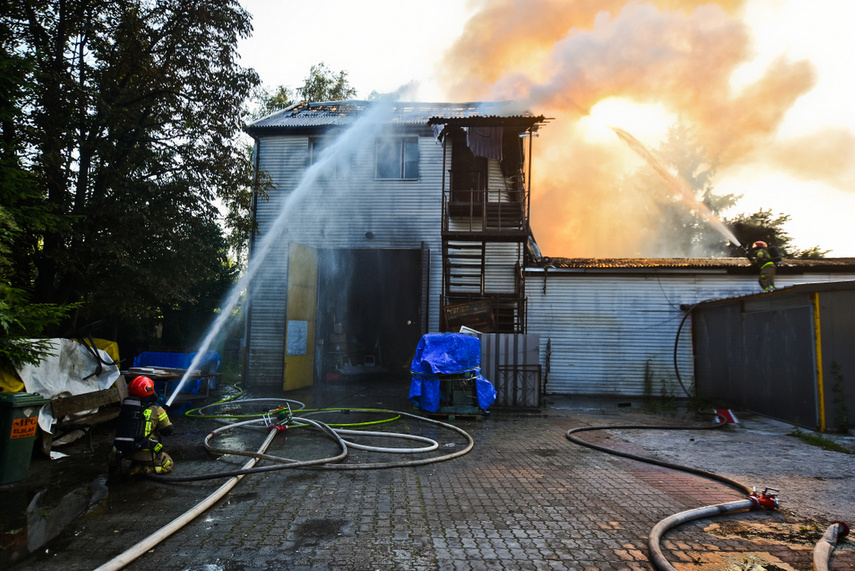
left=376, top=138, right=419, bottom=179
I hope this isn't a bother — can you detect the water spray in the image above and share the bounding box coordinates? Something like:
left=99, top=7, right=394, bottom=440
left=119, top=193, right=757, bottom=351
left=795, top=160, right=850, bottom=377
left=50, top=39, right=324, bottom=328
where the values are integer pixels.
left=609, top=126, right=743, bottom=250
left=166, top=99, right=399, bottom=406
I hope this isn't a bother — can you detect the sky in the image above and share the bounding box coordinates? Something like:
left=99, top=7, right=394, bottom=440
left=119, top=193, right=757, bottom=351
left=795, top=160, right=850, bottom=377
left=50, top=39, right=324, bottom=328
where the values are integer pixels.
left=237, top=0, right=855, bottom=258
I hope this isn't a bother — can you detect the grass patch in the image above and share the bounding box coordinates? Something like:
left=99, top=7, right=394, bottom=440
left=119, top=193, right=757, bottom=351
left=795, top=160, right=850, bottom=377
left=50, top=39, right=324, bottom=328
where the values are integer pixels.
left=789, top=428, right=853, bottom=454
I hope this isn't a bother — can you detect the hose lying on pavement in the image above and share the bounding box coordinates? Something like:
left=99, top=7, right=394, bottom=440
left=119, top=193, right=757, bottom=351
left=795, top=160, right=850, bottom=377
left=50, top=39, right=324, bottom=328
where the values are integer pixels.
left=813, top=521, right=850, bottom=571
left=148, top=408, right=474, bottom=482
left=93, top=427, right=279, bottom=571
left=647, top=495, right=780, bottom=571
left=98, top=407, right=475, bottom=569
left=566, top=419, right=751, bottom=495
left=565, top=416, right=779, bottom=571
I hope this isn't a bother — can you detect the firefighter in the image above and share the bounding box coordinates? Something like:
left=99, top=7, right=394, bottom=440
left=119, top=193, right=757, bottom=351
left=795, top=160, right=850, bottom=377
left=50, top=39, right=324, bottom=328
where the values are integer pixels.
left=118, top=375, right=175, bottom=476
left=748, top=241, right=777, bottom=292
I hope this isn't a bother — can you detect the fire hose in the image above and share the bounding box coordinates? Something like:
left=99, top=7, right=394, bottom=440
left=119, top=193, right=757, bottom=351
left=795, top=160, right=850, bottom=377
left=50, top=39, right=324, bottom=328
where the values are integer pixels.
left=813, top=521, right=850, bottom=571
left=648, top=491, right=779, bottom=571
left=94, top=406, right=474, bottom=569
left=566, top=418, right=781, bottom=571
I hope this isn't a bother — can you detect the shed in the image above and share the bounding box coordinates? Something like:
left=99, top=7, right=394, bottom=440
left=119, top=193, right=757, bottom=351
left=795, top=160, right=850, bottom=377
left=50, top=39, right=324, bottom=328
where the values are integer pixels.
left=692, top=279, right=855, bottom=432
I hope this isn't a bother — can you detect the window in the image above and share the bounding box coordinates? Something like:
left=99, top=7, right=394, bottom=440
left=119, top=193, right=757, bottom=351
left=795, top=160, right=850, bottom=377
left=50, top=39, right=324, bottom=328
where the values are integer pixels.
left=309, top=139, right=351, bottom=179
left=375, top=138, right=419, bottom=179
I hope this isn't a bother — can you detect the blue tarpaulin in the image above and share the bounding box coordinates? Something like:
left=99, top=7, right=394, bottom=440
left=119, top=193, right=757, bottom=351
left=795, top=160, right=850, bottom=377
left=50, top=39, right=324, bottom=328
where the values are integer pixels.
left=132, top=351, right=221, bottom=394
left=408, top=333, right=496, bottom=413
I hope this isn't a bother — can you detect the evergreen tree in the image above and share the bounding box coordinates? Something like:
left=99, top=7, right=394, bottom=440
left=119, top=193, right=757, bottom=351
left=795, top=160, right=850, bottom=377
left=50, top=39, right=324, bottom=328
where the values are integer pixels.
left=724, top=209, right=828, bottom=259
left=628, top=122, right=739, bottom=257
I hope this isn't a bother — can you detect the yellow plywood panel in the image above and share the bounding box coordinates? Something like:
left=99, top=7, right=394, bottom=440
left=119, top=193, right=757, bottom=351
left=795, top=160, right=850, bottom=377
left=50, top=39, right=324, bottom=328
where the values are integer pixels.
left=284, top=243, right=318, bottom=391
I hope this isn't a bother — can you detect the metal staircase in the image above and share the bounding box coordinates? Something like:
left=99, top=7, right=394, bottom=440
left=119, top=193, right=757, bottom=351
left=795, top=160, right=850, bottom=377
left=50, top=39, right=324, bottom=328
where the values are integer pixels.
left=430, top=115, right=546, bottom=334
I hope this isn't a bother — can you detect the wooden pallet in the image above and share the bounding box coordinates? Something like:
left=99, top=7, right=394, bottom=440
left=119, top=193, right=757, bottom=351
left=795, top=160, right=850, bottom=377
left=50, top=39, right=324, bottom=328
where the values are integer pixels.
left=421, top=410, right=485, bottom=421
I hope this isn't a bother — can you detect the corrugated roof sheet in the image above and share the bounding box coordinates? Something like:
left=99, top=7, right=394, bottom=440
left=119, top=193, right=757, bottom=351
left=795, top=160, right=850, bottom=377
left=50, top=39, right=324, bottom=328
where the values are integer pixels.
left=247, top=100, right=546, bottom=131
left=532, top=257, right=855, bottom=271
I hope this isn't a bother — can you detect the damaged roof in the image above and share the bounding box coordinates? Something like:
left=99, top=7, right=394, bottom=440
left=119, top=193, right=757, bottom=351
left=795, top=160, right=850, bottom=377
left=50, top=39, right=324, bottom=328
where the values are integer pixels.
left=531, top=257, right=855, bottom=273
left=246, top=100, right=547, bottom=134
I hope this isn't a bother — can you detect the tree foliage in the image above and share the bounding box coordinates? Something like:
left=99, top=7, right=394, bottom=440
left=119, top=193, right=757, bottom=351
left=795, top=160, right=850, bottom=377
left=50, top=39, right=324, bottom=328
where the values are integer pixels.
left=1, top=0, right=259, bottom=344
left=249, top=63, right=358, bottom=120
left=629, top=122, right=826, bottom=259
left=0, top=206, right=72, bottom=369
left=251, top=84, right=296, bottom=118
left=724, top=209, right=828, bottom=259
left=298, top=63, right=357, bottom=103
left=630, top=122, right=739, bottom=257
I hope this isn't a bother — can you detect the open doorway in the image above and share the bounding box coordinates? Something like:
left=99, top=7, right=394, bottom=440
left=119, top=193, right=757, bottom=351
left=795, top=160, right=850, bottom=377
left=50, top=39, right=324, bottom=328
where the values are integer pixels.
left=316, top=249, right=422, bottom=381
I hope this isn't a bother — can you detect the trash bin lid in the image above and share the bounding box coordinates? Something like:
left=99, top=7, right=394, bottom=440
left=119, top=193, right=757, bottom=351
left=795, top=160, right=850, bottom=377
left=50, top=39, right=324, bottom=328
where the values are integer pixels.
left=0, top=392, right=48, bottom=408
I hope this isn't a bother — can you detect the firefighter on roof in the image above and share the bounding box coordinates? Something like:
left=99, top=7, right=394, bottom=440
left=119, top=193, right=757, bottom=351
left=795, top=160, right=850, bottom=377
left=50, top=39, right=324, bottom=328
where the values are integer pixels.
left=111, top=375, right=174, bottom=477
left=748, top=241, right=778, bottom=292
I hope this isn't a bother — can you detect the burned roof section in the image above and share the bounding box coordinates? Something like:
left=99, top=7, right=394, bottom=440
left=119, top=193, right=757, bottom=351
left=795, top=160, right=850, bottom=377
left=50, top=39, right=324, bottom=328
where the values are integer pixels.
left=530, top=257, right=855, bottom=273
left=246, top=100, right=548, bottom=135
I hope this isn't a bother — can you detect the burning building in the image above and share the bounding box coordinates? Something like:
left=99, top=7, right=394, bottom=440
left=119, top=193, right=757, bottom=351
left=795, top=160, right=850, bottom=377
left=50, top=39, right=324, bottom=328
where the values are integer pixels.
left=245, top=100, right=855, bottom=429
left=244, top=101, right=546, bottom=393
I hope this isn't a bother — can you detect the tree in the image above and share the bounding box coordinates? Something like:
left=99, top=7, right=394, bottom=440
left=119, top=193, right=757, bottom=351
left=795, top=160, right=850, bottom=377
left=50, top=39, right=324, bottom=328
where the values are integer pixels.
left=0, top=206, right=71, bottom=370
left=0, top=16, right=74, bottom=366
left=724, top=209, right=828, bottom=259
left=2, top=0, right=259, bottom=341
left=628, top=122, right=739, bottom=257
left=250, top=84, right=296, bottom=118
left=297, top=63, right=357, bottom=103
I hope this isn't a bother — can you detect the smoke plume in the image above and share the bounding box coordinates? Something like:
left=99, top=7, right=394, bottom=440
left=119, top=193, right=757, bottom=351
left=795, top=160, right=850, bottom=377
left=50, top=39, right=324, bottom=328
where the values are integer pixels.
left=439, top=0, right=827, bottom=257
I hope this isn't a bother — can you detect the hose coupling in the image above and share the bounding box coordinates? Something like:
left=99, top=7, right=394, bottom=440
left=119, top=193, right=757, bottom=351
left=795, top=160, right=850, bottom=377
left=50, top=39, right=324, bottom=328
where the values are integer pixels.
left=749, top=487, right=780, bottom=510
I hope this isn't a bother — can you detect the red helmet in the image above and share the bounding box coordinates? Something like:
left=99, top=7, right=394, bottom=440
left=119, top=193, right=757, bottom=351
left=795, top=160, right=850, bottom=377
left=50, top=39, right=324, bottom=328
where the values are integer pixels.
left=128, top=376, right=155, bottom=399
left=752, top=241, right=767, bottom=249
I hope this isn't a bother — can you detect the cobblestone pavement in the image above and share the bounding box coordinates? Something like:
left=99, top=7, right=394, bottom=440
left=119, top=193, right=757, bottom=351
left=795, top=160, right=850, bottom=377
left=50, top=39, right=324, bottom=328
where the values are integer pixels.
left=2, top=377, right=853, bottom=570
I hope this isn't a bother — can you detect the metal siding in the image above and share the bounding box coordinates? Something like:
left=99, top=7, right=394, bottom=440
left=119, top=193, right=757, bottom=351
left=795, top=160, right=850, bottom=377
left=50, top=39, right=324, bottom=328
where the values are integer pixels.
left=245, top=137, right=308, bottom=388
left=694, top=283, right=855, bottom=430
left=484, top=242, right=521, bottom=293
left=526, top=271, right=855, bottom=397
left=820, top=290, right=855, bottom=429
left=741, top=305, right=817, bottom=425
left=248, top=133, right=445, bottom=387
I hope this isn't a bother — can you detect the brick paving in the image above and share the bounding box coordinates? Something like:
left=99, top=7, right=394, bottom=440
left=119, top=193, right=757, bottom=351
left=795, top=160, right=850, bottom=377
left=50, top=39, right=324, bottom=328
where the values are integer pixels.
left=2, top=377, right=853, bottom=570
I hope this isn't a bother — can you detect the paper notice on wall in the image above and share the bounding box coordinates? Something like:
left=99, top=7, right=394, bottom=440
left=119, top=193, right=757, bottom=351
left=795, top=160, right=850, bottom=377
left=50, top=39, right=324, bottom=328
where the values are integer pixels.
left=286, top=320, right=308, bottom=356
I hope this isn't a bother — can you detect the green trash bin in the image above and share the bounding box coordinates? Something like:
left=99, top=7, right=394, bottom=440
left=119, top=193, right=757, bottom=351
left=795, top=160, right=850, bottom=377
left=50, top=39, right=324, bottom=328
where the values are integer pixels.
left=0, top=392, right=48, bottom=484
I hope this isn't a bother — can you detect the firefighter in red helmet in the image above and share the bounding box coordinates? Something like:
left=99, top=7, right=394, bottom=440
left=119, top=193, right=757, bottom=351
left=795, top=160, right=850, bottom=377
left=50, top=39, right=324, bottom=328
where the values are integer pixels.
left=111, top=376, right=174, bottom=477
left=748, top=240, right=777, bottom=292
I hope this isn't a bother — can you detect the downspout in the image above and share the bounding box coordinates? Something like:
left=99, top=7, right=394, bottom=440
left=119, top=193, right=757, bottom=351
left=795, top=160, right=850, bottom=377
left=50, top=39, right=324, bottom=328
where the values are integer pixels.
left=811, top=291, right=826, bottom=432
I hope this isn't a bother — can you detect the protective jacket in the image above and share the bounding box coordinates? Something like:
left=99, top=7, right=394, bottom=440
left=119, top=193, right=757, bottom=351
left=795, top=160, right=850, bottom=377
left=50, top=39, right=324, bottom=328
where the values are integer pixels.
left=128, top=403, right=174, bottom=474
left=750, top=247, right=776, bottom=291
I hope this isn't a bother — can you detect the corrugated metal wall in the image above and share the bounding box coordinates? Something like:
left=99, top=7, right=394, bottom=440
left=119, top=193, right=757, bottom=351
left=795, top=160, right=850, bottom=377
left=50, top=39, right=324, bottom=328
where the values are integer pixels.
left=693, top=282, right=855, bottom=430
left=246, top=131, right=446, bottom=388
left=525, top=270, right=855, bottom=397
left=245, top=138, right=307, bottom=388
